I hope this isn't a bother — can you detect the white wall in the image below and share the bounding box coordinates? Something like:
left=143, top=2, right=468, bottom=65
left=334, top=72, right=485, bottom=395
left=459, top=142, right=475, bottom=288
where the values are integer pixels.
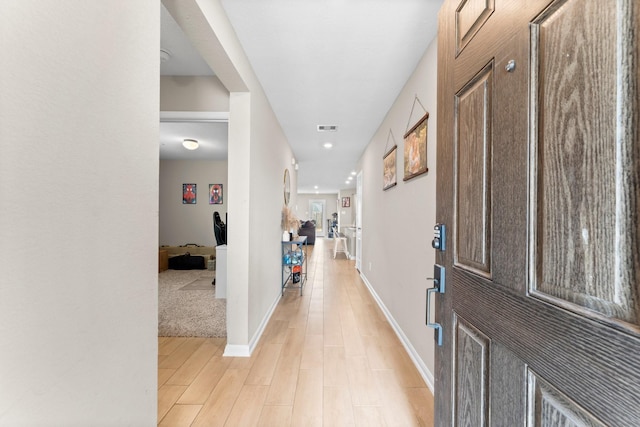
left=338, top=187, right=357, bottom=228
left=247, top=93, right=297, bottom=341
left=358, top=37, right=438, bottom=389
left=159, top=74, right=230, bottom=247
left=159, top=160, right=228, bottom=246
left=160, top=75, right=229, bottom=112
left=0, top=1, right=158, bottom=424
left=168, top=0, right=296, bottom=354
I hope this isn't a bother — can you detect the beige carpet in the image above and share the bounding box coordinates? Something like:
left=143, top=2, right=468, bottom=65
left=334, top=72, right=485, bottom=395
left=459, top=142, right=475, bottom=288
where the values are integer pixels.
left=158, top=269, right=226, bottom=337
left=180, top=273, right=216, bottom=290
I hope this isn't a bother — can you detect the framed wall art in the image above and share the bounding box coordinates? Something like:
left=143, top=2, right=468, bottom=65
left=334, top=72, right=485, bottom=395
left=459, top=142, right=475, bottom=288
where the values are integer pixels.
left=403, top=112, right=429, bottom=181
left=209, top=184, right=223, bottom=204
left=182, top=183, right=197, bottom=204
left=342, top=197, right=351, bottom=208
left=383, top=145, right=397, bottom=190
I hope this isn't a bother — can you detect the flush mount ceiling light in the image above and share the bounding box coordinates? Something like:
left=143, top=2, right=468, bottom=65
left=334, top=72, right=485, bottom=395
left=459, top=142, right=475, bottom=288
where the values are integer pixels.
left=182, top=139, right=199, bottom=150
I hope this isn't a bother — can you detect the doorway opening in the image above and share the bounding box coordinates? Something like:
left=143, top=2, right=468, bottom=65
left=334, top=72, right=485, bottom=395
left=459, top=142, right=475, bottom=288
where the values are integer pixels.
left=309, top=199, right=326, bottom=237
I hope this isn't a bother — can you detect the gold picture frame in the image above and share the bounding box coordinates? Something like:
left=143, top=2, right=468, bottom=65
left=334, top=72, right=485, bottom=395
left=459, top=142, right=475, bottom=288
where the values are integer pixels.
left=403, top=112, right=429, bottom=181
left=283, top=168, right=291, bottom=206
left=383, top=145, right=397, bottom=190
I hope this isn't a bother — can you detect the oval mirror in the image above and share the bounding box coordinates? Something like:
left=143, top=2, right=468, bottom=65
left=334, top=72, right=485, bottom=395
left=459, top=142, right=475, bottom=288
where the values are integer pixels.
left=283, top=168, right=291, bottom=205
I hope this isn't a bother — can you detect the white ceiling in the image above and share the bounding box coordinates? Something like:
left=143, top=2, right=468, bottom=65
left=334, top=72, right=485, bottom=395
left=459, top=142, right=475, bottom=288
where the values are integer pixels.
left=160, top=0, right=443, bottom=193
left=159, top=120, right=228, bottom=161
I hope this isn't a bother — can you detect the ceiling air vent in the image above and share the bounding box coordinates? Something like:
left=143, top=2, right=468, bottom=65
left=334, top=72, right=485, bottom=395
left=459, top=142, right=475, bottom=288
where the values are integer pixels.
left=317, top=125, right=338, bottom=132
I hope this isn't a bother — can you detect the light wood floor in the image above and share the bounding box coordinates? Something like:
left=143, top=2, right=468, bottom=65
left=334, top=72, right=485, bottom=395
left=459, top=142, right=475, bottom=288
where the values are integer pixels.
left=158, top=238, right=434, bottom=426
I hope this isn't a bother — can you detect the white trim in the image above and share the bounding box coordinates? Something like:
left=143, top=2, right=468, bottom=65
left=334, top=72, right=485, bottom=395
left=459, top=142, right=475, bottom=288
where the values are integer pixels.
left=160, top=111, right=229, bottom=122
left=222, top=344, right=251, bottom=357
left=247, top=291, right=282, bottom=354
left=223, top=291, right=282, bottom=357
left=360, top=272, right=435, bottom=393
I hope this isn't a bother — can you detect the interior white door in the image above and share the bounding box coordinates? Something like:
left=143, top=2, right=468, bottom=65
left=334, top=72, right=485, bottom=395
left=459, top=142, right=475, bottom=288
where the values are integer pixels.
left=355, top=171, right=363, bottom=271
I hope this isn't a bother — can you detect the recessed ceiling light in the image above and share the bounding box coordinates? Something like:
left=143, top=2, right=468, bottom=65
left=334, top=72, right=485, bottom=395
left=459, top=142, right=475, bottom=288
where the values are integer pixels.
left=351, top=171, right=356, bottom=175
left=314, top=185, right=318, bottom=189
left=345, top=181, right=350, bottom=184
left=348, top=176, right=353, bottom=180
left=323, top=142, right=333, bottom=149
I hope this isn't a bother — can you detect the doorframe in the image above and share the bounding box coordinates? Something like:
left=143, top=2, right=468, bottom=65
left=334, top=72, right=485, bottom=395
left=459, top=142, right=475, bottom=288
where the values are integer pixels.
left=355, top=171, right=363, bottom=271
left=161, top=0, right=253, bottom=358
left=309, top=199, right=326, bottom=237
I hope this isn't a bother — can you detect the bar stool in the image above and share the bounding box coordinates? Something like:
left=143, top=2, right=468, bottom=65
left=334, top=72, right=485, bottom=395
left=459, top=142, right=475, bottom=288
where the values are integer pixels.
left=332, top=226, right=349, bottom=259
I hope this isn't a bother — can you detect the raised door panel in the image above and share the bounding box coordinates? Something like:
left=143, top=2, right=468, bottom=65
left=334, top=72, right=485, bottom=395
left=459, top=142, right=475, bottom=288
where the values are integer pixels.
left=530, top=0, right=640, bottom=325
left=455, top=0, right=495, bottom=56
left=527, top=370, right=607, bottom=427
left=455, top=62, right=493, bottom=276
left=453, top=315, right=489, bottom=426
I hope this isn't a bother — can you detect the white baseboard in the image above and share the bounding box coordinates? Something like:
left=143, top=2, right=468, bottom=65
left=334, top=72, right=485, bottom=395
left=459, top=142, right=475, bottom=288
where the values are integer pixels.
left=359, top=272, right=435, bottom=393
left=222, top=344, right=251, bottom=357
left=223, top=290, right=282, bottom=357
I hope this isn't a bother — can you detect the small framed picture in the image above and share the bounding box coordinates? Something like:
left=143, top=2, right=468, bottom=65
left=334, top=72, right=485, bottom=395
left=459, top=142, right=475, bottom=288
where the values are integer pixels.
left=342, top=197, right=350, bottom=208
left=403, top=112, right=429, bottom=181
left=209, top=184, right=223, bottom=204
left=383, top=145, right=398, bottom=190
left=182, top=183, right=197, bottom=204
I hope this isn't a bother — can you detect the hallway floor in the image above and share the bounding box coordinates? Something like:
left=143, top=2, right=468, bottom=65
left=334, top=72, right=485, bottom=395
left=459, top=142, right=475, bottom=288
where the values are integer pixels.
left=157, top=238, right=434, bottom=426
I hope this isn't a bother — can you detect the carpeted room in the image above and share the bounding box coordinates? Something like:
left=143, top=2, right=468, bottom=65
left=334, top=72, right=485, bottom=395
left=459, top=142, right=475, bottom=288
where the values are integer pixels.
left=158, top=268, right=226, bottom=337
left=158, top=158, right=229, bottom=339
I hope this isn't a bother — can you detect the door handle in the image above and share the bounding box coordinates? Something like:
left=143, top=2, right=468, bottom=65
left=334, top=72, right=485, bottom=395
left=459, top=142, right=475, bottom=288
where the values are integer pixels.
left=426, top=264, right=446, bottom=346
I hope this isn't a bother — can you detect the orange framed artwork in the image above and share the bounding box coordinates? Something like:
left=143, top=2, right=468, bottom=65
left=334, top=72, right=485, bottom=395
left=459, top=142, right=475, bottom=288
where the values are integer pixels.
left=403, top=112, right=429, bottom=181
left=383, top=145, right=397, bottom=190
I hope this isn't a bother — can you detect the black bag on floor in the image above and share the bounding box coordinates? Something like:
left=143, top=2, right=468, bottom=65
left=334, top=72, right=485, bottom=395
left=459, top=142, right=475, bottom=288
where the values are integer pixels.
left=168, top=253, right=206, bottom=270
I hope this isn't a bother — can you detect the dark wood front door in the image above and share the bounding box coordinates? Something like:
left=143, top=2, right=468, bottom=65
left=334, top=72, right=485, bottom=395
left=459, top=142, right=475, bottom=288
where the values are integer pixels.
left=435, top=0, right=640, bottom=425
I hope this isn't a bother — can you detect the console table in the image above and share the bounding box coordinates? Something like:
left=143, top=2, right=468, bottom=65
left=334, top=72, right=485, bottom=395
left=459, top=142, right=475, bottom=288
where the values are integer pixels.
left=281, top=236, right=307, bottom=295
